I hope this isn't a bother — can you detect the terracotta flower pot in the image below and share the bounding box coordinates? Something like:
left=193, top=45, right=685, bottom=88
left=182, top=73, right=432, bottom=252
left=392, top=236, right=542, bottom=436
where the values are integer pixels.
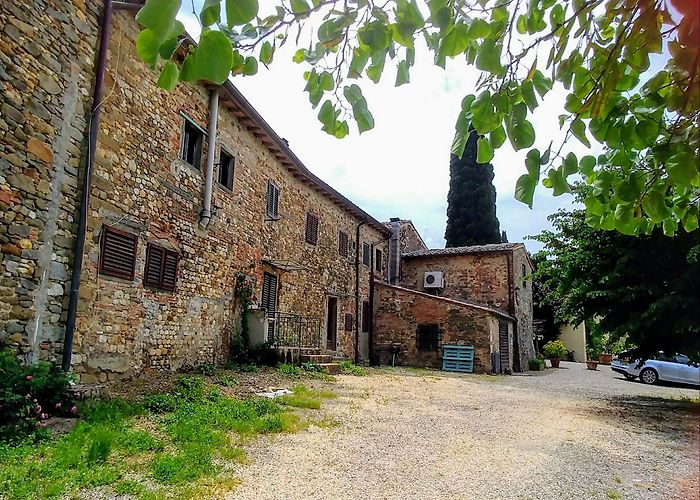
left=599, top=353, right=613, bottom=365
left=586, top=360, right=599, bottom=370
left=550, top=357, right=561, bottom=368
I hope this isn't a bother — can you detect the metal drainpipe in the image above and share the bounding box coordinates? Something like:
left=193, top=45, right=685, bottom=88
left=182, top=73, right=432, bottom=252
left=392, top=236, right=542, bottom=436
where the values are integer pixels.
left=354, top=220, right=367, bottom=364
left=62, top=0, right=114, bottom=372
left=368, top=234, right=389, bottom=366
left=199, top=89, right=219, bottom=228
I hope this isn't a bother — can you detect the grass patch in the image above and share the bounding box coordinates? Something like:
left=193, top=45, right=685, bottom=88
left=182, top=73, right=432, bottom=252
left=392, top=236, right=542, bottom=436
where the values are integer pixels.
left=278, top=385, right=336, bottom=410
left=277, top=363, right=302, bottom=377
left=215, top=375, right=238, bottom=387
left=338, top=361, right=368, bottom=376
left=606, top=490, right=623, bottom=499
left=114, top=479, right=146, bottom=496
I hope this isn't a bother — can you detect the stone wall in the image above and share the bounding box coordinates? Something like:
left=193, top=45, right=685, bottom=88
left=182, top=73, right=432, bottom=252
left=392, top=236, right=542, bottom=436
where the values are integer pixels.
left=0, top=1, right=99, bottom=364
left=372, top=282, right=512, bottom=372
left=398, top=220, right=427, bottom=253
left=511, top=246, right=535, bottom=370
left=2, top=5, right=388, bottom=381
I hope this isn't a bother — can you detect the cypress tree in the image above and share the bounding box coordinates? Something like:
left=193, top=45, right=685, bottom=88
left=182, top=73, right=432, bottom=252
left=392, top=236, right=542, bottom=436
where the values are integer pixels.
left=445, top=130, right=502, bottom=247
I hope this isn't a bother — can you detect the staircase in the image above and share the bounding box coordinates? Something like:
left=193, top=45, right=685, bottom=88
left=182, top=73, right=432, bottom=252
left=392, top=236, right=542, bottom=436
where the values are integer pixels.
left=300, top=350, right=341, bottom=375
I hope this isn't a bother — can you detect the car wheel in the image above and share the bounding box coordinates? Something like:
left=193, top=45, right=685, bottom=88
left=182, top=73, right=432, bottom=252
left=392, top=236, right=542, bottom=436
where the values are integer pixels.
left=624, top=373, right=636, bottom=380
left=639, top=368, right=658, bottom=385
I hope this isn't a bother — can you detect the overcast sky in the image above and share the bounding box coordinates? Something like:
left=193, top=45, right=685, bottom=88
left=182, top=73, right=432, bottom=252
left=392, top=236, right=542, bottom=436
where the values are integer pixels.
left=179, top=4, right=590, bottom=253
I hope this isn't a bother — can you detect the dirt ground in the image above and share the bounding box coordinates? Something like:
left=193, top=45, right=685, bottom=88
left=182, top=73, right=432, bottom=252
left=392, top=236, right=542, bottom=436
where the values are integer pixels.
left=228, top=362, right=700, bottom=500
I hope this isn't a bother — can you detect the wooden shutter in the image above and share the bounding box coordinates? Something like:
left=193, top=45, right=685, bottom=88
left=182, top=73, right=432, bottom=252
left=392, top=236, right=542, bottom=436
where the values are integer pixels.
left=499, top=321, right=510, bottom=373
left=344, top=313, right=354, bottom=331
left=266, top=181, right=279, bottom=218
left=144, top=243, right=179, bottom=291
left=361, top=300, right=370, bottom=332
left=338, top=231, right=349, bottom=257
left=99, top=226, right=137, bottom=280
left=261, top=272, right=278, bottom=316
left=305, top=213, right=319, bottom=245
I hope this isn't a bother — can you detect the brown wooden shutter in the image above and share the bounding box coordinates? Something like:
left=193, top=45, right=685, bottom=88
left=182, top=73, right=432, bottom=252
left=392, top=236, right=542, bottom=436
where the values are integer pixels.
left=99, top=226, right=137, bottom=280
left=338, top=231, right=349, bottom=257
left=305, top=213, right=319, bottom=245
left=144, top=243, right=179, bottom=291
left=344, top=313, right=354, bottom=331
left=261, top=272, right=278, bottom=316
left=266, top=181, right=279, bottom=218
left=162, top=252, right=178, bottom=291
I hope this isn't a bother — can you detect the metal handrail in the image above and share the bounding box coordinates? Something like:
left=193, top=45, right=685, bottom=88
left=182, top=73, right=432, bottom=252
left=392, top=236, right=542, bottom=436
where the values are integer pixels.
left=267, top=311, right=322, bottom=349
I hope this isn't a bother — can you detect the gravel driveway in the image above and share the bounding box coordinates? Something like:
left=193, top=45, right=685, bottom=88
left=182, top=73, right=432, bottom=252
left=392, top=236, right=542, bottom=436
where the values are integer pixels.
left=229, top=362, right=699, bottom=500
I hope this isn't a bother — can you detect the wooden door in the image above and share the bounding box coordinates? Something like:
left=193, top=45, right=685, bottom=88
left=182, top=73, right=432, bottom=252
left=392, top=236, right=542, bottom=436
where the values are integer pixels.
left=326, top=297, right=338, bottom=351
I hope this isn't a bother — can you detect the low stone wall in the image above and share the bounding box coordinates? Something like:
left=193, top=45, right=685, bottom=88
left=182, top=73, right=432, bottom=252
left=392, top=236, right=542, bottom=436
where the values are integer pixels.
left=372, top=283, right=513, bottom=372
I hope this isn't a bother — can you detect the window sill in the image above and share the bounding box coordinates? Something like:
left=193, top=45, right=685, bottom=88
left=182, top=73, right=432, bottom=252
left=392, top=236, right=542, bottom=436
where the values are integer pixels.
left=215, top=183, right=234, bottom=195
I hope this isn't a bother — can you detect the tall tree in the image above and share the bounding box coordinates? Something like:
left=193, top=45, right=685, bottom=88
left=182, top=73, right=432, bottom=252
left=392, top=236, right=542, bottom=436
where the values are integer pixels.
left=533, top=209, right=700, bottom=358
left=445, top=130, right=501, bottom=247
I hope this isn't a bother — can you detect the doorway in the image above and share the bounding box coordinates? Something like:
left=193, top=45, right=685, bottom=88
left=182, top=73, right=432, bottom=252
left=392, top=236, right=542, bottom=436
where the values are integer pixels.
left=326, top=297, right=338, bottom=351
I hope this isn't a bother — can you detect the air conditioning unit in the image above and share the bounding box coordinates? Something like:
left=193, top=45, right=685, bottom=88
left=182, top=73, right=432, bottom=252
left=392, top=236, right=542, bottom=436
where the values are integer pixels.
left=423, top=271, right=444, bottom=289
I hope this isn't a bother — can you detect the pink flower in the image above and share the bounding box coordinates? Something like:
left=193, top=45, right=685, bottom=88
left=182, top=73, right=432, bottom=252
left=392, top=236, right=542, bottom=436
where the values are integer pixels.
left=70, top=405, right=78, bottom=415
left=26, top=375, right=33, bottom=381
left=24, top=394, right=31, bottom=400
left=55, top=403, right=61, bottom=409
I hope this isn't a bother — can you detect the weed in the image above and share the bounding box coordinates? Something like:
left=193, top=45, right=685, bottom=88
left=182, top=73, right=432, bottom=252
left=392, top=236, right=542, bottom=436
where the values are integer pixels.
left=80, top=398, right=144, bottom=423
left=151, top=445, right=217, bottom=484
left=174, top=376, right=204, bottom=401
left=198, top=363, right=216, bottom=376
left=301, top=362, right=323, bottom=372
left=215, top=375, right=238, bottom=387
left=142, top=393, right=178, bottom=414
left=278, top=394, right=321, bottom=409
left=277, top=363, right=302, bottom=377
left=613, top=475, right=622, bottom=484
left=606, top=490, right=622, bottom=499
left=314, top=417, right=341, bottom=428
left=114, top=479, right=146, bottom=495
left=338, top=361, right=368, bottom=376
left=240, top=364, right=260, bottom=373
left=86, top=428, right=114, bottom=464
left=117, top=429, right=165, bottom=454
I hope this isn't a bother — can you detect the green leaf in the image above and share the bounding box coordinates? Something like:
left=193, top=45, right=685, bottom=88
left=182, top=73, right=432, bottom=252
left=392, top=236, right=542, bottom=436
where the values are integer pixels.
left=489, top=125, right=506, bottom=149
left=525, top=149, right=540, bottom=178
left=548, top=168, right=570, bottom=196
left=579, top=155, right=596, bottom=177
left=344, top=84, right=375, bottom=133
left=666, top=153, right=700, bottom=188
left=562, top=152, right=578, bottom=176
left=136, top=29, right=161, bottom=69
left=614, top=204, right=637, bottom=235
left=396, top=60, right=410, bottom=86
left=683, top=213, right=699, bottom=232
left=226, top=0, right=258, bottom=26
left=349, top=46, right=371, bottom=78
left=319, top=71, right=334, bottom=91
left=136, top=0, right=181, bottom=40
left=366, top=50, right=386, bottom=83
left=477, top=137, right=494, bottom=163
left=318, top=19, right=344, bottom=42
left=549, top=4, right=564, bottom=26
left=521, top=81, right=538, bottom=111
left=662, top=218, right=677, bottom=236
left=516, top=14, right=527, bottom=34
left=584, top=196, right=605, bottom=216
left=515, top=174, right=537, bottom=208
left=641, top=190, right=669, bottom=223
left=451, top=110, right=470, bottom=158
left=159, top=34, right=181, bottom=60
left=260, top=41, right=274, bottom=65
left=291, top=0, right=310, bottom=14
left=156, top=61, right=179, bottom=90
left=532, top=70, right=553, bottom=98
left=358, top=22, right=391, bottom=51
left=179, top=30, right=233, bottom=84
left=439, top=23, right=470, bottom=57
left=292, top=49, right=306, bottom=63
left=466, top=18, right=491, bottom=38
left=507, top=119, right=535, bottom=151
left=571, top=119, right=590, bottom=147
left=200, top=0, right=222, bottom=26
left=318, top=100, right=336, bottom=132
left=475, top=40, right=503, bottom=74
left=242, top=56, right=258, bottom=76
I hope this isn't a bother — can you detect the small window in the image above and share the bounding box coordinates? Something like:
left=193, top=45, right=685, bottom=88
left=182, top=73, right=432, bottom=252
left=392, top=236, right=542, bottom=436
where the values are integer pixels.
left=144, top=244, right=179, bottom=291
left=305, top=213, right=319, bottom=245
left=362, top=243, right=370, bottom=266
left=266, top=180, right=280, bottom=219
left=338, top=231, right=349, bottom=257
left=180, top=117, right=204, bottom=169
left=375, top=248, right=383, bottom=272
left=99, top=226, right=138, bottom=280
left=344, top=313, right=354, bottom=332
left=416, top=324, right=440, bottom=352
left=361, top=300, right=370, bottom=332
left=217, top=149, right=234, bottom=191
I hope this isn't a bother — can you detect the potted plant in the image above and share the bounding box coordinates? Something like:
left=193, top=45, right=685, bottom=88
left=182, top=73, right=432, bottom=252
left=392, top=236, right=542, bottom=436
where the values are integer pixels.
left=542, top=340, right=568, bottom=368
left=586, top=359, right=599, bottom=370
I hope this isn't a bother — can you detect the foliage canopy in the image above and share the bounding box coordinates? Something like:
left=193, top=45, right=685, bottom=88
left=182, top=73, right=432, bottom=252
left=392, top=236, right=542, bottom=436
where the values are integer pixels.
left=134, top=0, right=699, bottom=235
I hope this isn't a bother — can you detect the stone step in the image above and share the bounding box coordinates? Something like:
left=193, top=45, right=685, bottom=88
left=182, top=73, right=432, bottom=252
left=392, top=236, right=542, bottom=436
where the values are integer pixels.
left=319, top=363, right=341, bottom=375
left=299, top=347, right=322, bottom=355
left=300, top=354, right=333, bottom=364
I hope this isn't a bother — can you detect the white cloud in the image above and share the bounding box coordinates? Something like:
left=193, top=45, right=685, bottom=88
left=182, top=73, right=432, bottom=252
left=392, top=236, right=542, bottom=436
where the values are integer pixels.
left=178, top=4, right=588, bottom=253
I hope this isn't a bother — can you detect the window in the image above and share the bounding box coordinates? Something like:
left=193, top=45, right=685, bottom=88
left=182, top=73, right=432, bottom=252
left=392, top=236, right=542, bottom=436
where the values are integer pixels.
left=361, top=300, right=369, bottom=332
left=266, top=180, right=280, bottom=219
left=99, top=226, right=138, bottom=280
left=344, top=313, right=354, bottom=332
left=416, top=324, right=440, bottom=352
left=180, top=117, right=203, bottom=169
left=305, top=213, right=319, bottom=245
left=375, top=248, right=383, bottom=272
left=362, top=243, right=370, bottom=266
left=338, top=231, right=349, bottom=257
left=261, top=272, right=278, bottom=315
left=217, top=149, right=234, bottom=191
left=144, top=244, right=179, bottom=291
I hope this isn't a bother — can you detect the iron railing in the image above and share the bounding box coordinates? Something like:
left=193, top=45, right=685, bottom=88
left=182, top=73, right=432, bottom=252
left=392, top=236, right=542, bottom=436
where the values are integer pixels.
left=267, top=311, right=322, bottom=349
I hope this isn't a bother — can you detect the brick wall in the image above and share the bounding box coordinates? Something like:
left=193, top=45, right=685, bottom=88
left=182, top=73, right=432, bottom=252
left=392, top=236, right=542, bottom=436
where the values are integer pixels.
left=1, top=1, right=98, bottom=364
left=372, top=282, right=513, bottom=372
left=511, top=247, right=535, bottom=370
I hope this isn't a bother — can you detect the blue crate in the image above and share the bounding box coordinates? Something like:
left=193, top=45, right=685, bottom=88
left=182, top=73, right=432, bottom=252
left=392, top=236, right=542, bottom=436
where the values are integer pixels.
left=441, top=345, right=474, bottom=373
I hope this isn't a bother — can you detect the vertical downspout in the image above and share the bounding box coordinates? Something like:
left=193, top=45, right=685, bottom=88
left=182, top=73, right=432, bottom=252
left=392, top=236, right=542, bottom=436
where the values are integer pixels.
left=354, top=220, right=367, bottom=364
left=62, top=0, right=114, bottom=371
left=368, top=234, right=389, bottom=366
left=199, top=89, right=219, bottom=228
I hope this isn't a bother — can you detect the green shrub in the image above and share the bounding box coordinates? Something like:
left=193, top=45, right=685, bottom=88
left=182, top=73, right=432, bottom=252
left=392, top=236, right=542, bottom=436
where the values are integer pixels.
left=86, top=429, right=113, bottom=464
left=215, top=375, right=238, bottom=387
left=528, top=358, right=545, bottom=371
left=542, top=340, right=568, bottom=359
left=301, top=362, right=323, bottom=373
left=142, top=393, right=178, bottom=414
left=277, top=363, right=301, bottom=377
left=240, top=364, right=259, bottom=373
left=198, top=363, right=216, bottom=376
left=0, top=348, right=77, bottom=443
left=174, top=376, right=204, bottom=401
left=338, top=361, right=368, bottom=376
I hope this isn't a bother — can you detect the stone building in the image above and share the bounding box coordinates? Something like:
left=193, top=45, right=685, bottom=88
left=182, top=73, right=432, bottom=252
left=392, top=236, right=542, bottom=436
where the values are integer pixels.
left=373, top=221, right=535, bottom=373
left=1, top=1, right=389, bottom=382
